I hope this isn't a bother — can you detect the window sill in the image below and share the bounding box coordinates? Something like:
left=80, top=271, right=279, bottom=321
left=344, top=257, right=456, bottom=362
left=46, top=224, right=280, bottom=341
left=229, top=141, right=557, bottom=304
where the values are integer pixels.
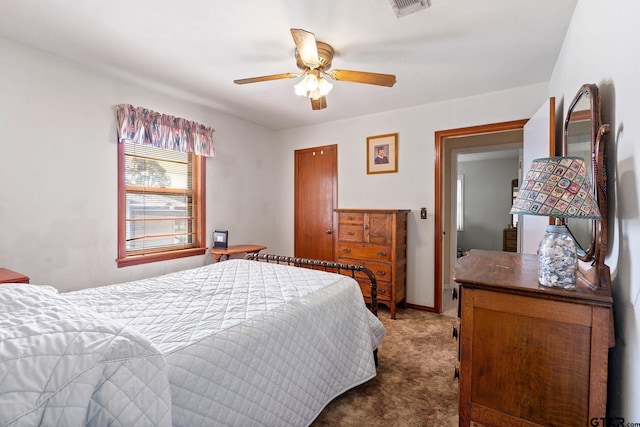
left=117, top=247, right=207, bottom=268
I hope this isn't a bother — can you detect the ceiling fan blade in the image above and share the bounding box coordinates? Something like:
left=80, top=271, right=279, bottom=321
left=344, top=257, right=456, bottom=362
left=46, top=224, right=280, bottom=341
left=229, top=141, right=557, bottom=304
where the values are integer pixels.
left=311, top=96, right=327, bottom=110
left=234, top=72, right=299, bottom=85
left=327, top=69, right=396, bottom=87
left=291, top=28, right=320, bottom=68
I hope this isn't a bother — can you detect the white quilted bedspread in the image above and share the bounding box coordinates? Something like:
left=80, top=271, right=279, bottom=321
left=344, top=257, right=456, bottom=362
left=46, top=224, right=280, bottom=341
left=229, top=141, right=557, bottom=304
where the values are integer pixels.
left=65, top=259, right=385, bottom=427
left=0, top=284, right=172, bottom=427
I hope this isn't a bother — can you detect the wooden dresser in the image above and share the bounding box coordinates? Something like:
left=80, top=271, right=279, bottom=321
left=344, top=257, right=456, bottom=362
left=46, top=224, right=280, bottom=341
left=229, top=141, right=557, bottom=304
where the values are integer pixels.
left=502, top=227, right=517, bottom=252
left=453, top=250, right=613, bottom=427
left=334, top=208, right=409, bottom=319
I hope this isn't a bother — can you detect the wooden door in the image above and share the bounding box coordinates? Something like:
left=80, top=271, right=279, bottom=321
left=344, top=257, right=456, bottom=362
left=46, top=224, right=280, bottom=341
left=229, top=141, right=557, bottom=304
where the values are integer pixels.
left=521, top=97, right=556, bottom=254
left=294, top=145, right=337, bottom=260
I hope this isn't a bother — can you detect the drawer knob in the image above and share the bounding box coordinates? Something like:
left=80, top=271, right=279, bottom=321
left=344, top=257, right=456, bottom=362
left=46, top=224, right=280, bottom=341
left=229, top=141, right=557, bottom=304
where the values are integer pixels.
left=376, top=271, right=386, bottom=276
left=347, top=216, right=355, bottom=220
left=377, top=251, right=387, bottom=257
left=452, top=326, right=458, bottom=340
left=342, top=248, right=351, bottom=253
left=347, top=231, right=355, bottom=236
left=379, top=289, right=386, bottom=294
left=454, top=366, right=460, bottom=380
left=452, top=288, right=458, bottom=300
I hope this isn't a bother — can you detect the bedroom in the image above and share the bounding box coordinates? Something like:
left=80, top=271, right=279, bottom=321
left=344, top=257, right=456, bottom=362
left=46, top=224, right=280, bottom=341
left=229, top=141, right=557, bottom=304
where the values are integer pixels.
left=1, top=0, right=639, bottom=424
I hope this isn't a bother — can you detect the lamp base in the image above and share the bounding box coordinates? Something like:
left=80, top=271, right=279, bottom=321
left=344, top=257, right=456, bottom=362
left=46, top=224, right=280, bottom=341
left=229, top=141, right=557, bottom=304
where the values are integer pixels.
left=538, top=225, right=578, bottom=290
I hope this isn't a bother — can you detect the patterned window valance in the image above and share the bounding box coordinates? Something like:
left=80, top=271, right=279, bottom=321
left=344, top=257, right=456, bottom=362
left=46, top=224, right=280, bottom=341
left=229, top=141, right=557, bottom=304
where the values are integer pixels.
left=116, top=104, right=216, bottom=157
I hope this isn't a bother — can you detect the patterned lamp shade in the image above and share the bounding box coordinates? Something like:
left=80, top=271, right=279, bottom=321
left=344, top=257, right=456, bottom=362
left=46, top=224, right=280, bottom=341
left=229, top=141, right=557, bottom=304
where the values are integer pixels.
left=510, top=156, right=601, bottom=220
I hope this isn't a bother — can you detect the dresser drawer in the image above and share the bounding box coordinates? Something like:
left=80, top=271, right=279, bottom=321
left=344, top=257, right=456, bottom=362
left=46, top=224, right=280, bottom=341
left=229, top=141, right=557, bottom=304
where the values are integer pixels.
left=355, top=278, right=392, bottom=302
left=338, top=224, right=364, bottom=242
left=338, top=212, right=364, bottom=224
left=504, top=240, right=517, bottom=252
left=337, top=258, right=392, bottom=282
left=336, top=243, right=392, bottom=262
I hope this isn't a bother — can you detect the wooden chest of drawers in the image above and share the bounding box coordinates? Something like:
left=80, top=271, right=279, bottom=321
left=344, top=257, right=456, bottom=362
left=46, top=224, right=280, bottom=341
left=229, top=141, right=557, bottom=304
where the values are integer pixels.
left=334, top=209, right=409, bottom=319
left=453, top=250, right=613, bottom=426
left=502, top=227, right=517, bottom=252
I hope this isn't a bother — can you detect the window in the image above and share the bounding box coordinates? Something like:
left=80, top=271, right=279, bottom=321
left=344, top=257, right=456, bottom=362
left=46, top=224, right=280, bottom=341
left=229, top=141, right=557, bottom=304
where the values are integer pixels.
left=117, top=141, right=206, bottom=267
left=456, top=174, right=464, bottom=232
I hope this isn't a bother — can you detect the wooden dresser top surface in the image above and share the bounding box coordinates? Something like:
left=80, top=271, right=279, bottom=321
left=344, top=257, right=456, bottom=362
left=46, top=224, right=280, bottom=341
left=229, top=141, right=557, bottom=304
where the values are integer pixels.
left=453, top=249, right=612, bottom=306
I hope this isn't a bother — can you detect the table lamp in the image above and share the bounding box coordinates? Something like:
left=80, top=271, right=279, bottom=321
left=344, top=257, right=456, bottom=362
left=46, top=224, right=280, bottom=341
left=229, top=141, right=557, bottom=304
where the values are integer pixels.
left=510, top=156, right=601, bottom=289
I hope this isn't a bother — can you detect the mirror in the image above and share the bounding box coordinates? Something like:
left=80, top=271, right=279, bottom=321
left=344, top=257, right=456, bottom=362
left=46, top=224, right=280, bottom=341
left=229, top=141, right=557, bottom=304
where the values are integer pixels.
left=563, top=84, right=609, bottom=263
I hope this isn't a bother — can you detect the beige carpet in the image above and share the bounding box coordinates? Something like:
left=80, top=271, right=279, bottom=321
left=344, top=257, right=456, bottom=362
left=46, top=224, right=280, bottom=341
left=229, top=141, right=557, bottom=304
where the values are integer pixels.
left=312, top=307, right=459, bottom=426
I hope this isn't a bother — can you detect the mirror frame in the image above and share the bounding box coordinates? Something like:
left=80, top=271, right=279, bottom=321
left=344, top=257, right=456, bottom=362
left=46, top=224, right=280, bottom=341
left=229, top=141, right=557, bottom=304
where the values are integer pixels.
left=563, top=83, right=609, bottom=266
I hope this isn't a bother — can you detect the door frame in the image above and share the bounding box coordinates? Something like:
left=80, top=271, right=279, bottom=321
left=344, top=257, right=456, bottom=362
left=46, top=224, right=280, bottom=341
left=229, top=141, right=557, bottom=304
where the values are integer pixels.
left=434, top=120, right=528, bottom=313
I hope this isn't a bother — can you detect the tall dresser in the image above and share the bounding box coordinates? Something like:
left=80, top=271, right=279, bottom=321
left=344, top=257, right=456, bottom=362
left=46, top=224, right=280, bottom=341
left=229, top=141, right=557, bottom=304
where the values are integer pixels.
left=502, top=227, right=517, bottom=252
left=453, top=249, right=614, bottom=426
left=334, top=208, right=409, bottom=319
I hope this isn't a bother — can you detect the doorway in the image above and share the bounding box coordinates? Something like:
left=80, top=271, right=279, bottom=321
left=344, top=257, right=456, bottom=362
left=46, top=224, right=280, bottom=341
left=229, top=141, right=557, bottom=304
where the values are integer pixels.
left=434, top=120, right=527, bottom=313
left=455, top=145, right=522, bottom=252
left=294, top=144, right=337, bottom=260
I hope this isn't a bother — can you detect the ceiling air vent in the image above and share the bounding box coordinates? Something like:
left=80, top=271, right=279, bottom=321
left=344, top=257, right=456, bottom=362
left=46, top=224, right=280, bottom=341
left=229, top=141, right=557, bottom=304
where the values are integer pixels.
left=389, top=0, right=430, bottom=18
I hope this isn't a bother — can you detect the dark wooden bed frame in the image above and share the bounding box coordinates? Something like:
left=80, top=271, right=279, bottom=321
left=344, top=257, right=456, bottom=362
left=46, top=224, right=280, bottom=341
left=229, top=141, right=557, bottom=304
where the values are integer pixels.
left=245, top=253, right=380, bottom=365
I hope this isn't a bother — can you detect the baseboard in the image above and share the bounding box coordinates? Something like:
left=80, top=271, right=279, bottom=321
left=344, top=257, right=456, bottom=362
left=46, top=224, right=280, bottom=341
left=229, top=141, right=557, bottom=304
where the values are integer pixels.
left=406, top=303, right=436, bottom=313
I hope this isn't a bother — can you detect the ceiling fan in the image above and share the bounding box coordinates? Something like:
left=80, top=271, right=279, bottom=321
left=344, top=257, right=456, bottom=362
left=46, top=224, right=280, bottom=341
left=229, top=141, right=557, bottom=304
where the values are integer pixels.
left=233, top=28, right=397, bottom=110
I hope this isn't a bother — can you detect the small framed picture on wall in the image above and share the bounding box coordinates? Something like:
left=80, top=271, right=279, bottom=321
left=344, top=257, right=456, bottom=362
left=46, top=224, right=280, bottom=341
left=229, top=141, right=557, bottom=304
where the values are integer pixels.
left=366, top=133, right=398, bottom=174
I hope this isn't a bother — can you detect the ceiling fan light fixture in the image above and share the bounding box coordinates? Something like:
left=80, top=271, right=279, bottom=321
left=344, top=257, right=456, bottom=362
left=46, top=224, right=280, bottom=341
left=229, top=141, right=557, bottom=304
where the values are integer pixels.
left=294, top=73, right=317, bottom=97
left=294, top=73, right=333, bottom=100
left=316, top=77, right=333, bottom=97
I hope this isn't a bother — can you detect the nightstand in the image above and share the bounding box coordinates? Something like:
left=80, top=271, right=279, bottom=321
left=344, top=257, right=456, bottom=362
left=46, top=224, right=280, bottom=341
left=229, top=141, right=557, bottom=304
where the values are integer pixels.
left=0, top=268, right=30, bottom=284
left=209, top=244, right=267, bottom=262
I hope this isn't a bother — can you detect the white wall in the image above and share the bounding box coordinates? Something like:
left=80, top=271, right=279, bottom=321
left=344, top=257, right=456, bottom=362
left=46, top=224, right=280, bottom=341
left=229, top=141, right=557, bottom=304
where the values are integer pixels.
left=457, top=157, right=518, bottom=252
left=274, top=83, right=549, bottom=308
left=0, top=37, right=279, bottom=292
left=549, top=0, right=640, bottom=419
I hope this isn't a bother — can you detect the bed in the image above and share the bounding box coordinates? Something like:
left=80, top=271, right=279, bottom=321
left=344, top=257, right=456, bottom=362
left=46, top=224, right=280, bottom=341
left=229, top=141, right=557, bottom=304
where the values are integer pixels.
left=0, top=255, right=384, bottom=427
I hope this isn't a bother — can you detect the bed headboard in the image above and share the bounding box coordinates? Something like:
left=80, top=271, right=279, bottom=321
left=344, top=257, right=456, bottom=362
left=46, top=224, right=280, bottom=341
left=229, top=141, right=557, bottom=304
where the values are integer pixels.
left=244, top=253, right=378, bottom=317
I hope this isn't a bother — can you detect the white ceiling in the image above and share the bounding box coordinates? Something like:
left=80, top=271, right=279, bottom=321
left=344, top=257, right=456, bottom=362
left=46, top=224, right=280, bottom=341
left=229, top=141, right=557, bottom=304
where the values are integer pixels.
left=0, top=0, right=578, bottom=131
